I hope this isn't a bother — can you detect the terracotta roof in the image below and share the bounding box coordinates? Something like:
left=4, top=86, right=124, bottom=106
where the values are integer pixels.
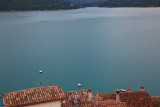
left=97, top=102, right=127, bottom=107
left=96, top=100, right=127, bottom=107
left=120, top=91, right=153, bottom=107
left=98, top=93, right=115, bottom=101
left=97, top=91, right=153, bottom=107
left=3, top=85, right=66, bottom=107
left=152, top=96, right=160, bottom=103
left=152, top=96, right=160, bottom=107
left=62, top=89, right=95, bottom=107
left=64, top=89, right=94, bottom=102
left=62, top=101, right=95, bottom=107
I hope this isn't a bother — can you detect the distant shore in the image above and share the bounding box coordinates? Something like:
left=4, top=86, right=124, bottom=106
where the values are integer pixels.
left=0, top=7, right=85, bottom=11
left=1, top=6, right=160, bottom=11
left=98, top=6, right=160, bottom=8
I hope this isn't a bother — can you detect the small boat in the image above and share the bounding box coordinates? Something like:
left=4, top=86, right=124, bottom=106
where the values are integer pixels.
left=39, top=70, right=43, bottom=73
left=120, top=89, right=126, bottom=92
left=77, top=83, right=81, bottom=87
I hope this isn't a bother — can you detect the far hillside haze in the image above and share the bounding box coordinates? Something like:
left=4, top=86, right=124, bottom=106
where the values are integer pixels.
left=64, top=0, right=107, bottom=4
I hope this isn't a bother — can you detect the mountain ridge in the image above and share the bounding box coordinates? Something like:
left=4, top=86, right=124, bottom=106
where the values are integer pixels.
left=64, top=0, right=107, bottom=4
left=0, top=0, right=79, bottom=11
left=0, top=0, right=160, bottom=11
left=98, top=0, right=160, bottom=7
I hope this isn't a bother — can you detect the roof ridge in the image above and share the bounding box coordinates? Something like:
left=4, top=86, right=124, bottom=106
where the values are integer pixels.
left=65, top=90, right=88, bottom=92
left=3, top=85, right=66, bottom=107
left=4, top=85, right=61, bottom=94
left=99, top=91, right=148, bottom=95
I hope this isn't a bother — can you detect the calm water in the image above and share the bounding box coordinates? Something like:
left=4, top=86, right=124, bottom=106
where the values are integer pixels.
left=0, top=7, right=160, bottom=104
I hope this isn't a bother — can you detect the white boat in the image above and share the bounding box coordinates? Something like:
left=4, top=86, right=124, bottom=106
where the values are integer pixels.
left=39, top=70, right=43, bottom=73
left=120, top=89, right=126, bottom=92
left=77, top=83, right=81, bottom=87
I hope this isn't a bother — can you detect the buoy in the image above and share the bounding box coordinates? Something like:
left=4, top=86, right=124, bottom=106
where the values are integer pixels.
left=77, top=83, right=81, bottom=87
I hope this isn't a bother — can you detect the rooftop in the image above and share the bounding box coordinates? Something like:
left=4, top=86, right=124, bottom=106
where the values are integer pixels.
left=3, top=85, right=66, bottom=107
left=96, top=91, right=153, bottom=107
left=64, top=89, right=93, bottom=101
left=152, top=96, right=160, bottom=103
left=62, top=89, right=95, bottom=107
left=96, top=101, right=127, bottom=107
left=1, top=86, right=160, bottom=107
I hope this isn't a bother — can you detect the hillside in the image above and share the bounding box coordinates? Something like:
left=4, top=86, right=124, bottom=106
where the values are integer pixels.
left=0, top=0, right=79, bottom=11
left=98, top=0, right=160, bottom=7
left=64, top=0, right=160, bottom=7
left=64, top=0, right=107, bottom=4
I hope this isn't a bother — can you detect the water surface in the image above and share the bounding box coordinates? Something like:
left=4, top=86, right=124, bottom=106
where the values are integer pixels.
left=0, top=7, right=160, bottom=104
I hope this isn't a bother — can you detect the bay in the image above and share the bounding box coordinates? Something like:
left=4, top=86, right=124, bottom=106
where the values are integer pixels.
left=0, top=7, right=160, bottom=104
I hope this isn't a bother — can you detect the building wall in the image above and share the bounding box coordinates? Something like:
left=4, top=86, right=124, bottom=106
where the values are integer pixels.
left=3, top=98, right=5, bottom=106
left=23, top=101, right=61, bottom=107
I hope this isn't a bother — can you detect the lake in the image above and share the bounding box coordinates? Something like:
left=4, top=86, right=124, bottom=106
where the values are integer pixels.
left=0, top=7, right=160, bottom=104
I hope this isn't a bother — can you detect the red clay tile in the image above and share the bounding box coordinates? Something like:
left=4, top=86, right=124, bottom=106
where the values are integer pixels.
left=3, top=85, right=66, bottom=107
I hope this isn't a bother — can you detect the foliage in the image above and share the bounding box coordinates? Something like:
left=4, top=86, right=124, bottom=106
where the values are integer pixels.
left=66, top=0, right=160, bottom=7
left=64, top=0, right=107, bottom=4
left=97, top=0, right=160, bottom=7
left=0, top=0, right=78, bottom=11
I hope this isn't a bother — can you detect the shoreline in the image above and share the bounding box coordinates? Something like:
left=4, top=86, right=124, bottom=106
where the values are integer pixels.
left=1, top=6, right=160, bottom=11
left=97, top=6, right=160, bottom=8
left=0, top=7, right=83, bottom=12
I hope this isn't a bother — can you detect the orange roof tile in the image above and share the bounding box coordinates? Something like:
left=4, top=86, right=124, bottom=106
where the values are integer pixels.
left=62, top=101, right=95, bottom=107
left=3, top=85, right=66, bottom=107
left=152, top=96, right=160, bottom=107
left=120, top=91, right=153, bottom=106
left=62, top=89, right=95, bottom=107
left=96, top=101, right=127, bottom=107
left=97, top=91, right=153, bottom=107
left=64, top=89, right=94, bottom=102
left=152, top=96, right=160, bottom=103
